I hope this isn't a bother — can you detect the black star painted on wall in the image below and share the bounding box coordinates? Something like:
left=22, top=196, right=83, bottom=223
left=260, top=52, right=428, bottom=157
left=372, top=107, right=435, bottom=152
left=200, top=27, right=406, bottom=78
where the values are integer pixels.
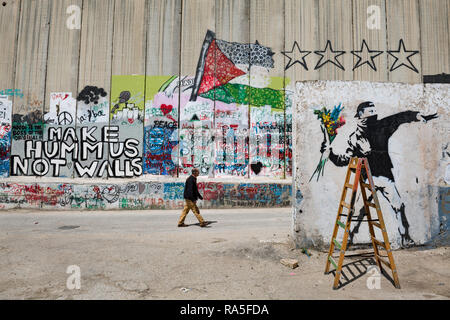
left=314, top=40, right=346, bottom=70
left=351, top=40, right=383, bottom=71
left=387, top=39, right=420, bottom=73
left=281, top=41, right=311, bottom=71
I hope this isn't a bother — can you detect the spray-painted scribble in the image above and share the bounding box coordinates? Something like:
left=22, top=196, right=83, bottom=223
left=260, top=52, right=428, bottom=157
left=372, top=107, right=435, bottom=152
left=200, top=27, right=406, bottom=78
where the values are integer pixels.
left=0, top=96, right=12, bottom=177
left=0, top=181, right=291, bottom=210
left=76, top=86, right=109, bottom=124
left=44, top=93, right=76, bottom=125
left=214, top=102, right=249, bottom=177
left=143, top=76, right=179, bottom=176
left=249, top=105, right=285, bottom=177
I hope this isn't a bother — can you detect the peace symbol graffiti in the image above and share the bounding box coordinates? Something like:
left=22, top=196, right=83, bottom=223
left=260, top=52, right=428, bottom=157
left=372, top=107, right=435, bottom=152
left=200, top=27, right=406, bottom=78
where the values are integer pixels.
left=58, top=111, right=73, bottom=125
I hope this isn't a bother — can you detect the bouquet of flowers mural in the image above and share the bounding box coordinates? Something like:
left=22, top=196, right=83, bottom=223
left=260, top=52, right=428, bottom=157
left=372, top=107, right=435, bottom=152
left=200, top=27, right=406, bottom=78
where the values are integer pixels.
left=309, top=104, right=346, bottom=182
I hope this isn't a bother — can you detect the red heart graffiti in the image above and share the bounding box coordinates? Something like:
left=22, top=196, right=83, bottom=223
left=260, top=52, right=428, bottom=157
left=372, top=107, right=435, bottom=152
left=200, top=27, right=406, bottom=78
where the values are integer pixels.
left=160, top=104, right=173, bottom=116
left=128, top=118, right=134, bottom=124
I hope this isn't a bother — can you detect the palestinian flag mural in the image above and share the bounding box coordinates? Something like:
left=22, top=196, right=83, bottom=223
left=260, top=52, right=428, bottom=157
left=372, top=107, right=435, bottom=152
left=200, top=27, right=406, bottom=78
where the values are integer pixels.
left=190, top=30, right=276, bottom=102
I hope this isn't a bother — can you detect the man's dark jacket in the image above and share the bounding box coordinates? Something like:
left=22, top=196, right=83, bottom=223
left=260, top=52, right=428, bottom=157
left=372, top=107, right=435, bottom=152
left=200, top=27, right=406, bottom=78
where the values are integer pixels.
left=184, top=175, right=203, bottom=201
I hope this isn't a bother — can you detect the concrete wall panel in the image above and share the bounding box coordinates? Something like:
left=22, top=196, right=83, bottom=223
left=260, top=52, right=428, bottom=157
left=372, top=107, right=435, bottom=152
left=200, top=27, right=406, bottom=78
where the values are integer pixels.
left=386, top=0, right=422, bottom=83
left=11, top=0, right=51, bottom=177
left=419, top=0, right=450, bottom=77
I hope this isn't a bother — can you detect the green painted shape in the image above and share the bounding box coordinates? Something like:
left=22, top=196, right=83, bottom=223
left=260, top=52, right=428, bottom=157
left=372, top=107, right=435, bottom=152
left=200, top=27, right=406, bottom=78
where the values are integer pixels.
left=145, top=75, right=175, bottom=100
left=201, top=83, right=240, bottom=104
left=267, top=76, right=290, bottom=90
left=328, top=256, right=338, bottom=269
left=110, top=75, right=146, bottom=118
left=337, top=220, right=345, bottom=229
left=201, top=83, right=285, bottom=110
left=333, top=239, right=341, bottom=249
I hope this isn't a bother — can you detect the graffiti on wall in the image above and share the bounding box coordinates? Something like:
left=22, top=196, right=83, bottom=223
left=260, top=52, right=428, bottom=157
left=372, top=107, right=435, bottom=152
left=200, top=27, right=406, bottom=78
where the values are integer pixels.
left=183, top=30, right=289, bottom=177
left=214, top=101, right=249, bottom=177
left=12, top=110, right=43, bottom=141
left=250, top=105, right=284, bottom=177
left=285, top=91, right=293, bottom=176
left=77, top=86, right=109, bottom=124
left=283, top=39, right=419, bottom=73
left=0, top=89, right=24, bottom=98
left=179, top=95, right=215, bottom=176
left=2, top=30, right=292, bottom=179
left=10, top=125, right=142, bottom=178
left=313, top=100, right=438, bottom=248
left=110, top=76, right=145, bottom=178
left=42, top=93, right=77, bottom=177
left=110, top=76, right=145, bottom=125
left=143, top=76, right=179, bottom=176
left=0, top=96, right=12, bottom=177
left=0, top=181, right=292, bottom=210
left=10, top=93, right=44, bottom=178
left=44, top=93, right=76, bottom=126
left=439, top=187, right=450, bottom=233
left=75, top=86, right=110, bottom=178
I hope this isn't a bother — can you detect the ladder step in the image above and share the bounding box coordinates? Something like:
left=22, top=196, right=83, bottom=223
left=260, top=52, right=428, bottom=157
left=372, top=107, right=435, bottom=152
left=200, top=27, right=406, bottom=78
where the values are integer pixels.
left=333, top=238, right=341, bottom=250
left=344, top=183, right=353, bottom=189
left=361, top=182, right=371, bottom=189
left=337, top=220, right=346, bottom=229
left=341, top=201, right=351, bottom=209
left=351, top=219, right=379, bottom=222
left=371, top=237, right=387, bottom=249
left=328, top=256, right=338, bottom=269
left=378, top=256, right=392, bottom=269
left=348, top=160, right=359, bottom=169
left=367, top=202, right=377, bottom=208
left=371, top=221, right=382, bottom=229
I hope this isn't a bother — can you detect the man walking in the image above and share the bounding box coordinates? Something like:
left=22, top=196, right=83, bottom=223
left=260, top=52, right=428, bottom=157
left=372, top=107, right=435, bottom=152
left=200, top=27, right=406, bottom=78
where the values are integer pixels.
left=178, top=168, right=207, bottom=228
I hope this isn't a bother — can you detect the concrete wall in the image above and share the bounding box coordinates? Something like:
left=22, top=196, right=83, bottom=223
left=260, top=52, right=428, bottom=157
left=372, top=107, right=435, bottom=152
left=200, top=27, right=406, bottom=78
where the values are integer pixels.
left=0, top=0, right=448, bottom=213
left=293, top=81, right=449, bottom=248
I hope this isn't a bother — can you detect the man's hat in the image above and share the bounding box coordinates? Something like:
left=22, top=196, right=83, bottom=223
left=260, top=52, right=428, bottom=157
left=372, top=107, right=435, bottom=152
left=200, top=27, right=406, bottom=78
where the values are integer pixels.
left=355, top=101, right=375, bottom=118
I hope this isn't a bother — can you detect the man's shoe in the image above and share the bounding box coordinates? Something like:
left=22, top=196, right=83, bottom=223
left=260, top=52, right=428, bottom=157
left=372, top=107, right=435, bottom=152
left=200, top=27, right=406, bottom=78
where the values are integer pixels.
left=178, top=223, right=188, bottom=227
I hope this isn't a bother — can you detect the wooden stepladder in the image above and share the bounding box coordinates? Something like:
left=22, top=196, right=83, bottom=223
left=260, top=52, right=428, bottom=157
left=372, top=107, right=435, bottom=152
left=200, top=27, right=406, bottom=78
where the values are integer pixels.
left=324, top=157, right=401, bottom=289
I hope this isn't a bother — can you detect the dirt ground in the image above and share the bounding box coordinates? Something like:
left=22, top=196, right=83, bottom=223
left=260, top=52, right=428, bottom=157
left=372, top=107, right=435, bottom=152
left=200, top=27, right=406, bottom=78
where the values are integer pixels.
left=0, top=208, right=448, bottom=300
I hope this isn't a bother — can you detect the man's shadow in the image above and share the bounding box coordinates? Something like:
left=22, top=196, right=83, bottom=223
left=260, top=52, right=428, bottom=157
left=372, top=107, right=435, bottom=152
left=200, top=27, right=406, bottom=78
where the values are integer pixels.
left=187, top=221, right=218, bottom=228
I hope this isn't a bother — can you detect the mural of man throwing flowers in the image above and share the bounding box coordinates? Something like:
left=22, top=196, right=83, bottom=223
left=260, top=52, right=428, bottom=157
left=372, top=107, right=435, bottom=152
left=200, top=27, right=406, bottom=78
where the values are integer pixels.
left=320, top=101, right=438, bottom=248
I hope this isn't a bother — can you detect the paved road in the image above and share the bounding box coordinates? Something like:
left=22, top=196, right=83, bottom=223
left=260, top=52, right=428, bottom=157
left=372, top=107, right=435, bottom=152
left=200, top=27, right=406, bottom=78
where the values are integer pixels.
left=0, top=208, right=448, bottom=300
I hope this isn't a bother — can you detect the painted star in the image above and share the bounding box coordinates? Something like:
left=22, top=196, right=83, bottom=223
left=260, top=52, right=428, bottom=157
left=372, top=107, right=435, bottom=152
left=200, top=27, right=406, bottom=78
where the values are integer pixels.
left=314, top=40, right=346, bottom=70
left=281, top=41, right=311, bottom=70
left=387, top=39, right=419, bottom=73
left=351, top=40, right=383, bottom=71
